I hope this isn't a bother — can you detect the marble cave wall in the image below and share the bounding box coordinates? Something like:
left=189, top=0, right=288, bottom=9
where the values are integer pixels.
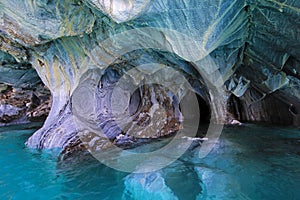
left=0, top=0, right=299, bottom=150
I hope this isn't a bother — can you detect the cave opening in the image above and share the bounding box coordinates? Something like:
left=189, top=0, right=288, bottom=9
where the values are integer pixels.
left=196, top=93, right=211, bottom=124
left=90, top=48, right=212, bottom=137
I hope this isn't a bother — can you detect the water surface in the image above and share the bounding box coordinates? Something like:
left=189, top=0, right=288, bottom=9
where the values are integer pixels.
left=0, top=123, right=299, bottom=199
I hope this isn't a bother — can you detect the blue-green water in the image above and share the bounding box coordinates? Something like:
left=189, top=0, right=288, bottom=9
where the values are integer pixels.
left=0, top=124, right=299, bottom=200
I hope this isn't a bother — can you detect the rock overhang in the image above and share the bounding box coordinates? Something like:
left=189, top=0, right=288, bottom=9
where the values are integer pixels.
left=0, top=0, right=298, bottom=151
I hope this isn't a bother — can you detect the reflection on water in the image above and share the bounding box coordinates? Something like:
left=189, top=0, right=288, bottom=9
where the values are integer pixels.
left=0, top=123, right=299, bottom=200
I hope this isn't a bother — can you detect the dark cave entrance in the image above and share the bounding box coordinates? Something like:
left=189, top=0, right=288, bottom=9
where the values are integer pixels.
left=178, top=90, right=211, bottom=137
left=196, top=94, right=211, bottom=124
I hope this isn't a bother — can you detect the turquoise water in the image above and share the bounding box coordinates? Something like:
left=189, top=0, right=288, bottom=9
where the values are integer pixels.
left=0, top=124, right=299, bottom=200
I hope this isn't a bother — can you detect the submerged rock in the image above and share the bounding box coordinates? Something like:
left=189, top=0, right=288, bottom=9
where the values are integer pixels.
left=123, top=172, right=178, bottom=200
left=195, top=166, right=250, bottom=199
